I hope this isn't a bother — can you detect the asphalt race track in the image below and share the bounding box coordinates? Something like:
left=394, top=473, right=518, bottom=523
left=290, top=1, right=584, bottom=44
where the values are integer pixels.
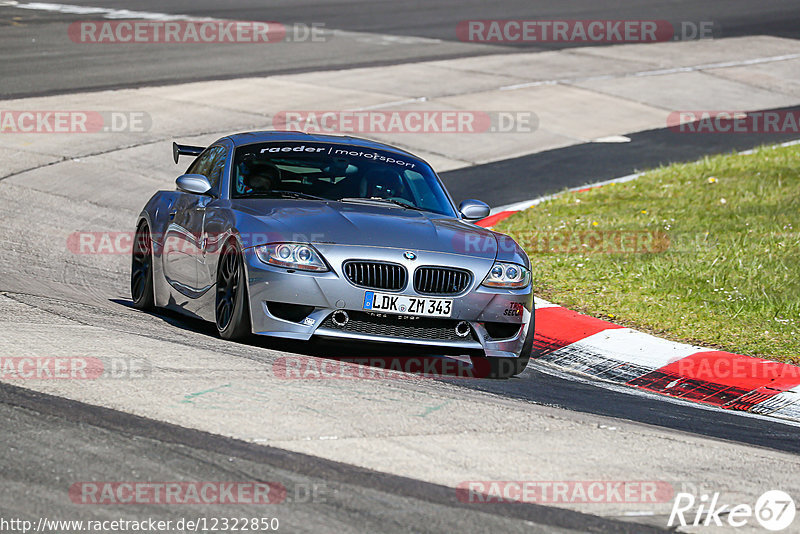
left=1, top=2, right=800, bottom=532
left=0, top=383, right=669, bottom=534
left=1, top=0, right=799, bottom=97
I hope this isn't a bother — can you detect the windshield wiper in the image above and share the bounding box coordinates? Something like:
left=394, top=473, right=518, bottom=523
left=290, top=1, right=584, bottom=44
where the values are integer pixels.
left=271, top=190, right=329, bottom=200
left=337, top=197, right=424, bottom=211
left=244, top=190, right=328, bottom=201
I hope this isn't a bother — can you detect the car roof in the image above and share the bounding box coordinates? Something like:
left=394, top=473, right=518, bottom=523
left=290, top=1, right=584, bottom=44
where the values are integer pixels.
left=222, top=131, right=417, bottom=158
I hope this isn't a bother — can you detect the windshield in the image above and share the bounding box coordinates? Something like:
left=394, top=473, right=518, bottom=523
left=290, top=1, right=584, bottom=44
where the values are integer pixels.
left=230, top=142, right=456, bottom=216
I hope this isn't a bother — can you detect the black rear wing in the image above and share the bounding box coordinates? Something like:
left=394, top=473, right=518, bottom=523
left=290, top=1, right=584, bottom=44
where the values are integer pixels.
left=172, top=142, right=204, bottom=164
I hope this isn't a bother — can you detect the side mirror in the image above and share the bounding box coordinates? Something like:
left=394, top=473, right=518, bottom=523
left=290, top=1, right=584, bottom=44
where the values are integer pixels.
left=458, top=199, right=491, bottom=221
left=176, top=174, right=212, bottom=195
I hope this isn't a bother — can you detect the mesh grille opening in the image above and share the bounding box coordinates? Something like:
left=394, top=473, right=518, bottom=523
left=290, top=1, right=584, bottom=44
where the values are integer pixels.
left=483, top=322, right=523, bottom=340
left=266, top=302, right=315, bottom=323
left=320, top=311, right=476, bottom=342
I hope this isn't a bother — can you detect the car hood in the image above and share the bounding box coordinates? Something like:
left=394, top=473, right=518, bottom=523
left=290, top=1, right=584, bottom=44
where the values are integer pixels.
left=233, top=200, right=499, bottom=259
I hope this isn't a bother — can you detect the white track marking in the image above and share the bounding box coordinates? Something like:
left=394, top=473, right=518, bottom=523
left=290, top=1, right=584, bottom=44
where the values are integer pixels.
left=739, top=138, right=800, bottom=155
left=592, top=135, right=631, bottom=143
left=335, top=29, right=442, bottom=45
left=500, top=53, right=800, bottom=91
left=750, top=385, right=800, bottom=419
left=556, top=328, right=706, bottom=370
left=534, top=297, right=558, bottom=309
left=9, top=2, right=213, bottom=21
left=353, top=97, right=428, bottom=111
left=491, top=172, right=643, bottom=214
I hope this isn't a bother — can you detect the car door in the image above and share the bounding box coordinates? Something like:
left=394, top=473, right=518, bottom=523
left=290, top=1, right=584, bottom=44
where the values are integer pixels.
left=196, top=145, right=230, bottom=294
left=162, top=147, right=220, bottom=297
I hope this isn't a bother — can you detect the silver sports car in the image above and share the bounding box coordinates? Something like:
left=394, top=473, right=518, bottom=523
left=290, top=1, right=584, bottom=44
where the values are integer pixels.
left=131, top=132, right=534, bottom=377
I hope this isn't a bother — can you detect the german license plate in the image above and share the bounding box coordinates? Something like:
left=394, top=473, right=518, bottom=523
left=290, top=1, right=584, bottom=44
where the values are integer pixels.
left=363, top=291, right=452, bottom=317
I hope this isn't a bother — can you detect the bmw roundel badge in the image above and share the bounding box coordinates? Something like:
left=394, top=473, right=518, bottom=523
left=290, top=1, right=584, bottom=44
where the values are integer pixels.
left=404, top=251, right=417, bottom=260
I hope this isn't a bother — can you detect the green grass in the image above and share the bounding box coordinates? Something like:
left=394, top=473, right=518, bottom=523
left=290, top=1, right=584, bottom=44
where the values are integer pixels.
left=496, top=142, right=800, bottom=364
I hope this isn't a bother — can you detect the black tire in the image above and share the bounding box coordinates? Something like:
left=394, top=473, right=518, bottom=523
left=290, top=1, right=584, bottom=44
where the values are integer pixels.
left=215, top=240, right=252, bottom=341
left=519, top=308, right=536, bottom=366
left=471, top=310, right=535, bottom=379
left=131, top=222, right=155, bottom=310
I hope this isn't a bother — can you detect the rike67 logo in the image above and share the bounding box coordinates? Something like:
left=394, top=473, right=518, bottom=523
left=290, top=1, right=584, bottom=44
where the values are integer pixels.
left=669, top=490, right=796, bottom=531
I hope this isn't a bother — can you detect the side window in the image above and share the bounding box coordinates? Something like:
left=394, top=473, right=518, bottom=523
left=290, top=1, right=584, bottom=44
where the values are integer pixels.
left=207, top=146, right=228, bottom=190
left=186, top=145, right=227, bottom=192
left=186, top=148, right=215, bottom=178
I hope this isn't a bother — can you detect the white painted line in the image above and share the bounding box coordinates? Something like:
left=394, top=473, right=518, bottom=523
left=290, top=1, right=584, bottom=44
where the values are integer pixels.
left=10, top=2, right=213, bottom=21
left=500, top=80, right=561, bottom=90
left=490, top=172, right=643, bottom=214
left=673, top=53, right=800, bottom=73
left=739, top=138, right=800, bottom=155
left=592, top=135, right=631, bottom=143
left=334, top=29, right=442, bottom=45
left=353, top=97, right=428, bottom=111
left=534, top=297, right=558, bottom=309
left=500, top=53, right=800, bottom=92
left=501, top=80, right=574, bottom=91
left=490, top=197, right=550, bottom=214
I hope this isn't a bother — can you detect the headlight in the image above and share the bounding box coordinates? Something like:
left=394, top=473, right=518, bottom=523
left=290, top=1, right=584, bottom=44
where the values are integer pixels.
left=482, top=262, right=530, bottom=289
left=255, top=243, right=328, bottom=272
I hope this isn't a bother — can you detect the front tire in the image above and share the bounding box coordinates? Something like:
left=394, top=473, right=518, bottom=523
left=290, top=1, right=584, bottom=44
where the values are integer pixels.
left=131, top=222, right=155, bottom=310
left=215, top=240, right=251, bottom=341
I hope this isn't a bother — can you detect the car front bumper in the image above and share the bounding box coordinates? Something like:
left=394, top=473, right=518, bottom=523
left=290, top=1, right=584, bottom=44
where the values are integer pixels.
left=243, top=244, right=533, bottom=358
